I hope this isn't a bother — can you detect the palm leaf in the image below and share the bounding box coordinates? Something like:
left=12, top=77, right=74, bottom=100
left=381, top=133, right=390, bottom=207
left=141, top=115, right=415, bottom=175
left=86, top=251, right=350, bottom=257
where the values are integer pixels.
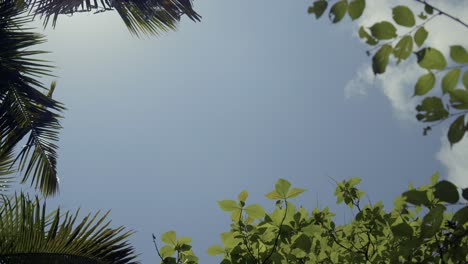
left=0, top=193, right=138, bottom=264
left=0, top=0, right=64, bottom=196
left=26, top=0, right=201, bottom=36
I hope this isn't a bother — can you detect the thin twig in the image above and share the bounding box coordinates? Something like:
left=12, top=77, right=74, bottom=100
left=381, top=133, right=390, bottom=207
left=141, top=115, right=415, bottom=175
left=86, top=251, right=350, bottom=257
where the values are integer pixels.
left=262, top=199, right=288, bottom=264
left=413, top=0, right=468, bottom=29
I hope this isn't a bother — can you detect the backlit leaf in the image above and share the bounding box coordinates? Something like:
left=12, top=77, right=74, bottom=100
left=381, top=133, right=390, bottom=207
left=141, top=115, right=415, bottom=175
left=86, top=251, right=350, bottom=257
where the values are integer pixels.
left=442, top=68, right=461, bottom=93
left=369, top=21, right=397, bottom=40
left=414, top=27, right=428, bottom=47
left=265, top=190, right=282, bottom=200
left=160, top=245, right=175, bottom=258
left=447, top=115, right=466, bottom=146
left=287, top=188, right=306, bottom=198
left=161, top=231, right=177, bottom=246
left=392, top=5, right=416, bottom=27
left=218, top=200, right=239, bottom=212
left=393, top=35, right=413, bottom=63
left=372, top=44, right=393, bottom=74
left=414, top=72, right=435, bottom=96
left=238, top=190, right=248, bottom=203
left=244, top=204, right=266, bottom=219
left=207, top=245, right=225, bottom=256
left=416, top=47, right=447, bottom=70
left=450, top=45, right=468, bottom=64
left=275, top=179, right=291, bottom=198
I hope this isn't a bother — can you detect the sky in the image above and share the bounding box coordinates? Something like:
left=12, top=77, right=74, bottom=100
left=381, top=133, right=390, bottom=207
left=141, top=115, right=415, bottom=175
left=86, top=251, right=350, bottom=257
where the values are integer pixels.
left=17, top=0, right=468, bottom=263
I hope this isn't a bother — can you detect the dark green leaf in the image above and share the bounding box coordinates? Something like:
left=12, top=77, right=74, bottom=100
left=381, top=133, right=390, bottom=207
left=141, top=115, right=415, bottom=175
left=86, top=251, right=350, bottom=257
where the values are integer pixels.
left=416, top=47, right=447, bottom=70
left=402, top=190, right=430, bottom=206
left=414, top=72, right=436, bottom=96
left=348, top=0, right=365, bottom=20
left=372, top=44, right=393, bottom=74
left=329, top=0, right=348, bottom=23
left=391, top=222, right=414, bottom=237
left=421, top=205, right=445, bottom=238
left=463, top=71, right=468, bottom=89
left=450, top=45, right=468, bottom=64
left=434, top=180, right=460, bottom=203
left=308, top=0, right=328, bottom=19
left=292, top=234, right=312, bottom=252
left=415, top=97, right=449, bottom=122
left=359, top=26, right=378, bottom=45
left=449, top=89, right=468, bottom=109
left=442, top=68, right=461, bottom=93
left=447, top=115, right=466, bottom=146
left=392, top=5, right=416, bottom=27
left=414, top=27, right=428, bottom=47
left=393, top=35, right=413, bottom=63
left=424, top=4, right=434, bottom=14
left=463, top=188, right=468, bottom=201
left=370, top=21, right=397, bottom=40
left=453, top=206, right=468, bottom=225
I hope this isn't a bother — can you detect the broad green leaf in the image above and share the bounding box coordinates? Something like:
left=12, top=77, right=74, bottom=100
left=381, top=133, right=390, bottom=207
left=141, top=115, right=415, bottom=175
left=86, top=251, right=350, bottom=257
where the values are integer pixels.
left=430, top=172, right=440, bottom=185
left=372, top=44, right=393, bottom=74
left=434, top=180, right=459, bottom=203
left=415, top=97, right=449, bottom=122
left=416, top=47, right=447, bottom=70
left=348, top=177, right=361, bottom=186
left=160, top=245, right=175, bottom=258
left=221, top=232, right=240, bottom=248
left=238, top=190, right=248, bottom=203
left=218, top=200, right=239, bottom=212
left=447, top=115, right=466, bottom=146
left=369, top=21, right=397, bottom=40
left=453, top=206, right=468, bottom=225
left=244, top=204, right=266, bottom=219
left=450, top=45, right=468, bottom=64
left=207, top=244, right=225, bottom=256
left=414, top=27, right=428, bottom=47
left=308, top=0, right=328, bottom=19
left=393, top=35, right=413, bottom=63
left=442, top=68, right=461, bottom=93
left=161, top=231, right=177, bottom=245
left=464, top=188, right=468, bottom=201
left=275, top=179, right=291, bottom=198
left=178, top=236, right=192, bottom=245
left=302, top=224, right=322, bottom=236
left=292, top=234, right=312, bottom=252
left=414, top=72, right=435, bottom=96
left=287, top=188, right=306, bottom=198
left=421, top=205, right=445, bottom=238
left=392, top=5, right=416, bottom=27
left=402, top=190, right=430, bottom=206
left=358, top=26, right=378, bottom=45
left=391, top=222, right=413, bottom=237
left=463, top=71, right=468, bottom=89
left=348, top=0, right=365, bottom=20
left=329, top=0, right=348, bottom=23
left=230, top=208, right=242, bottom=222
left=265, top=190, right=282, bottom=200
left=449, top=89, right=468, bottom=109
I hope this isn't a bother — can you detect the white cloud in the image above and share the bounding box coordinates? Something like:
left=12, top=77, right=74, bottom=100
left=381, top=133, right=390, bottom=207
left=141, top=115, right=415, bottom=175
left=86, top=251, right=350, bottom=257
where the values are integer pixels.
left=437, top=134, right=468, bottom=188
left=344, top=0, right=468, bottom=185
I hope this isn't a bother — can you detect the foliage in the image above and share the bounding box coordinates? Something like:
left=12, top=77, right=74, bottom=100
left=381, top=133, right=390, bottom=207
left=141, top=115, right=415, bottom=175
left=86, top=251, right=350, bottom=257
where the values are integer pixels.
left=155, top=176, right=468, bottom=263
left=0, top=193, right=138, bottom=263
left=308, top=0, right=468, bottom=146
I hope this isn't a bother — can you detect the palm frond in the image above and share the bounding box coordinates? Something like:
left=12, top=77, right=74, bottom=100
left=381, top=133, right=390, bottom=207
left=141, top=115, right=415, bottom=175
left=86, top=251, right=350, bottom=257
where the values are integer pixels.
left=0, top=146, right=15, bottom=193
left=0, top=0, right=64, bottom=196
left=0, top=193, right=138, bottom=264
left=25, top=0, right=201, bottom=36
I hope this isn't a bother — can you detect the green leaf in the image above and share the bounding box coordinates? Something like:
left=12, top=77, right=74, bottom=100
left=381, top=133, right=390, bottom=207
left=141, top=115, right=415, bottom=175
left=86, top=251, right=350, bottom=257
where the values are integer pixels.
left=391, top=222, right=414, bottom=237
left=230, top=208, right=242, bottom=222
left=161, top=231, right=177, bottom=246
left=329, top=0, right=348, bottom=23
left=359, top=26, right=378, bottom=45
left=265, top=190, right=282, bottom=200
left=414, top=27, right=428, bottom=47
left=218, top=200, right=239, bottom=212
left=207, top=244, right=225, bottom=256
left=244, top=204, right=266, bottom=219
left=369, top=21, right=397, bottom=40
left=238, top=190, right=248, bottom=203
left=393, top=35, right=413, bottom=63
left=287, top=188, right=306, bottom=198
left=421, top=205, right=445, bottom=238
left=392, top=5, right=416, bottom=27
left=402, top=190, right=430, bottom=206
left=442, top=68, right=461, bottom=94
left=434, top=180, right=459, bottom=203
left=292, top=234, right=312, bottom=252
left=416, top=47, right=447, bottom=70
left=275, top=179, right=291, bottom=198
left=464, top=188, right=468, bottom=201
left=414, top=72, right=436, bottom=96
left=450, top=45, right=468, bottom=64
left=430, top=172, right=440, bottom=185
left=424, top=4, right=434, bottom=15
left=348, top=0, right=365, bottom=20
left=178, top=236, right=192, bottom=245
left=463, top=71, right=468, bottom=89
left=348, top=177, right=361, bottom=186
left=160, top=245, right=175, bottom=258
left=308, top=0, right=328, bottom=19
left=447, top=115, right=466, bottom=146
left=449, top=89, right=468, bottom=109
left=372, top=44, right=393, bottom=74
left=415, top=97, right=449, bottom=122
left=453, top=206, right=468, bottom=225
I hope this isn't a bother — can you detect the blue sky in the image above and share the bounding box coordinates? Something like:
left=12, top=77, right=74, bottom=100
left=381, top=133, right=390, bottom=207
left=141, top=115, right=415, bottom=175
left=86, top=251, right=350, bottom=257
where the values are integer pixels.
left=23, top=0, right=467, bottom=263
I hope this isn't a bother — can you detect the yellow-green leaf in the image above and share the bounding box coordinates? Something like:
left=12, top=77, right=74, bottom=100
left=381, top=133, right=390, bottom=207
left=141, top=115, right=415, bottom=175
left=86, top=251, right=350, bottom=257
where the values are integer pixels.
left=392, top=5, right=416, bottom=27
left=265, top=190, right=282, bottom=200
left=414, top=72, right=436, bottom=96
left=450, top=45, right=468, bottom=64
left=244, top=204, right=266, bottom=219
left=218, top=200, right=239, bottom=212
left=207, top=244, right=225, bottom=256
left=287, top=188, right=306, bottom=198
left=416, top=47, right=447, bottom=70
left=238, top=190, right=248, bottom=203
left=370, top=21, right=397, bottom=40
left=442, top=68, right=461, bottom=93
left=275, top=179, right=291, bottom=198
left=414, top=27, right=428, bottom=47
left=161, top=231, right=177, bottom=246
left=393, top=35, right=413, bottom=63
left=160, top=245, right=175, bottom=258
